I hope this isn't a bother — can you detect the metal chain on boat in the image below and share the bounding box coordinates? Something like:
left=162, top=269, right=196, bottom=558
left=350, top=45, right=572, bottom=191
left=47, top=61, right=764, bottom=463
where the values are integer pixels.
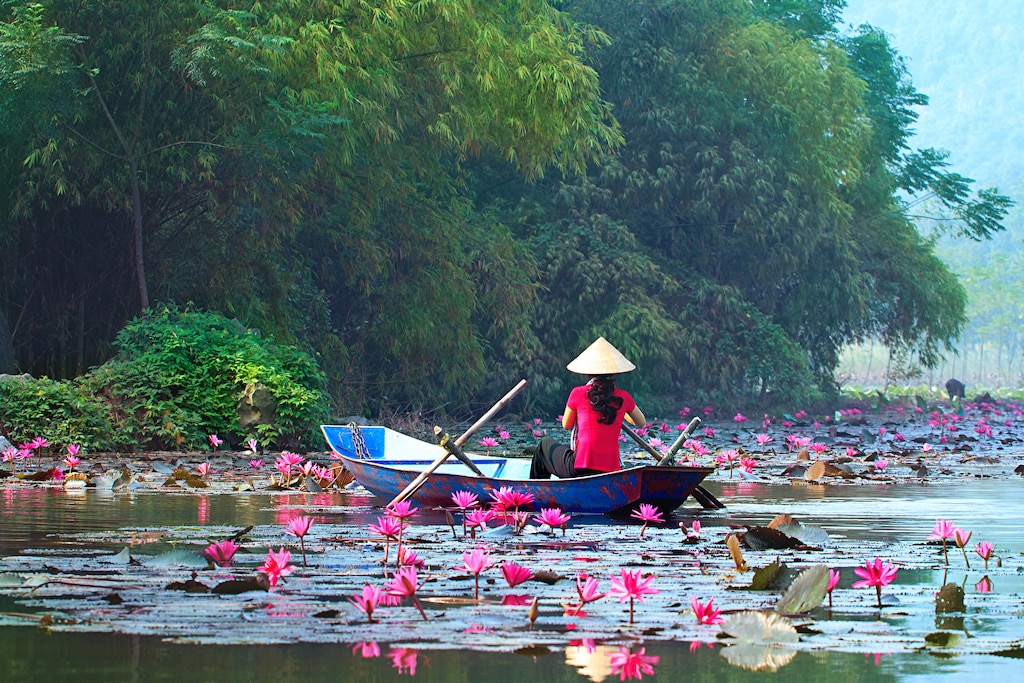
left=348, top=422, right=371, bottom=460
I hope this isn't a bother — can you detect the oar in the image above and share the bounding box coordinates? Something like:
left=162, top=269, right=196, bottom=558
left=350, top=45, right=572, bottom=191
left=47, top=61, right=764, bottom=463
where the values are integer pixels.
left=621, top=421, right=725, bottom=510
left=659, top=416, right=702, bottom=465
left=387, top=379, right=528, bottom=508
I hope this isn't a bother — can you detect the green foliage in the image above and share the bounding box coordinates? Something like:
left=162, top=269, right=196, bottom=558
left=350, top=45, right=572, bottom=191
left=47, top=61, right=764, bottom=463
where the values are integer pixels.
left=0, top=376, right=128, bottom=451
left=82, top=306, right=328, bottom=449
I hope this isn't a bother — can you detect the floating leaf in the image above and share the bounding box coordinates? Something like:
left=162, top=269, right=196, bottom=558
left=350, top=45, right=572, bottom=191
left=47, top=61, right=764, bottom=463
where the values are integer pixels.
left=727, top=534, right=748, bottom=572
left=143, top=549, right=208, bottom=568
left=775, top=565, right=829, bottom=615
left=750, top=560, right=785, bottom=591
left=0, top=573, right=25, bottom=587
left=742, top=526, right=801, bottom=551
left=721, top=611, right=799, bottom=645
left=212, top=578, right=266, bottom=594
left=774, top=523, right=830, bottom=546
left=104, top=547, right=132, bottom=565
left=305, top=476, right=323, bottom=493
left=925, top=631, right=961, bottom=648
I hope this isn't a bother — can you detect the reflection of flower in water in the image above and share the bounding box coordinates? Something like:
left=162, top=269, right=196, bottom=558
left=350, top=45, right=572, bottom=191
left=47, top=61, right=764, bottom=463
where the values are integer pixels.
left=351, top=641, right=379, bottom=658
left=387, top=648, right=418, bottom=676
left=565, top=644, right=619, bottom=682
left=608, top=647, right=659, bottom=681
left=197, top=496, right=209, bottom=524
left=976, top=575, right=993, bottom=593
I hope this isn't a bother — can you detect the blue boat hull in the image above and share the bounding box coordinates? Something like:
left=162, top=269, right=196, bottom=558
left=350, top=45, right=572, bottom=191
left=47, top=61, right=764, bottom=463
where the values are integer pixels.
left=322, top=425, right=713, bottom=515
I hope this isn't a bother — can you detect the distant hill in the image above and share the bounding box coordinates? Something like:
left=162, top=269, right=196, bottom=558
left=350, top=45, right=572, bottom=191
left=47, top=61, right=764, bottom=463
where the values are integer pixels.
left=842, top=0, right=1024, bottom=196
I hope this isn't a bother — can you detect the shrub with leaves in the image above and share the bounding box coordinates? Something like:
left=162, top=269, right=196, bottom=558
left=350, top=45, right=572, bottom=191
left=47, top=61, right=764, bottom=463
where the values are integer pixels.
left=0, top=376, right=129, bottom=452
left=82, top=305, right=328, bottom=450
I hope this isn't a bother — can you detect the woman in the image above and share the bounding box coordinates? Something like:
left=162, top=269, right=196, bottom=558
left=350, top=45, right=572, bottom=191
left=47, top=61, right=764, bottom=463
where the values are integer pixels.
left=529, top=337, right=645, bottom=479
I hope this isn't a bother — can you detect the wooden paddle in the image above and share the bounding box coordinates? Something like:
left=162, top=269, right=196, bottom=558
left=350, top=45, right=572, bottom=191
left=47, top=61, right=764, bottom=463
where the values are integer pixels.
left=620, top=421, right=726, bottom=510
left=387, top=379, right=527, bottom=508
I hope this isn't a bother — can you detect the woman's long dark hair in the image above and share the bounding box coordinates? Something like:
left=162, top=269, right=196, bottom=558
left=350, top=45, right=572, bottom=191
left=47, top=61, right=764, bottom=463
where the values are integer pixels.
left=587, top=375, right=623, bottom=424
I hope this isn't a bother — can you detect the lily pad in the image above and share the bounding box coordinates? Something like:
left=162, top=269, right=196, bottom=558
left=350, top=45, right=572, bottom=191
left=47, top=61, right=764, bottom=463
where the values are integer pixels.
left=143, top=549, right=209, bottom=568
left=775, top=565, right=829, bottom=615
left=721, top=611, right=799, bottom=645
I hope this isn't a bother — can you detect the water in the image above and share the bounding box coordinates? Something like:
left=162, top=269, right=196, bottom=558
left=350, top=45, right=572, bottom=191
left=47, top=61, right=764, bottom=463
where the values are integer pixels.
left=2, top=481, right=1024, bottom=681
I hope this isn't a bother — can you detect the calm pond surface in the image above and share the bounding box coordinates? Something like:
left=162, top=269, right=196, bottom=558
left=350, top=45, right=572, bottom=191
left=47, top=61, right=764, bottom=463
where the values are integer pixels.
left=2, top=479, right=1023, bottom=681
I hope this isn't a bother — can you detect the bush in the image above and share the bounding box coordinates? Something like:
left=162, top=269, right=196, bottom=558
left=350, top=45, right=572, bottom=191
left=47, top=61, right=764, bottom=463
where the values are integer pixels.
left=82, top=305, right=329, bottom=450
left=0, top=376, right=129, bottom=452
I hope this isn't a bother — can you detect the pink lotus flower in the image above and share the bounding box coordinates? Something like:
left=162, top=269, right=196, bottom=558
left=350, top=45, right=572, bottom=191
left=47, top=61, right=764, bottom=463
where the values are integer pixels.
left=285, top=515, right=314, bottom=566
left=679, top=519, right=701, bottom=540
left=385, top=566, right=428, bottom=620
left=755, top=433, right=772, bottom=447
left=479, top=437, right=499, bottom=449
left=349, top=584, right=384, bottom=622
left=29, top=436, right=49, bottom=450
left=975, top=541, right=994, bottom=569
left=873, top=459, right=888, bottom=471
left=922, top=443, right=933, bottom=453
left=352, top=641, right=380, bottom=658
left=458, top=548, right=494, bottom=601
left=566, top=572, right=606, bottom=616
left=208, top=434, right=223, bottom=449
left=258, top=547, right=294, bottom=587
left=702, top=427, right=716, bottom=439
left=249, top=459, right=264, bottom=469
left=928, top=519, right=956, bottom=565
left=50, top=467, right=64, bottom=481
left=733, top=413, right=747, bottom=422
left=500, top=561, right=534, bottom=588
left=397, top=546, right=424, bottom=568
left=196, top=462, right=211, bottom=478
left=451, top=490, right=479, bottom=510
left=738, top=456, right=757, bottom=474
left=274, top=452, right=304, bottom=480
left=826, top=568, right=840, bottom=608
left=62, top=454, right=81, bottom=471
left=66, top=443, right=80, bottom=457
left=205, top=539, right=239, bottom=567
left=630, top=503, right=664, bottom=537
left=368, top=515, right=404, bottom=564
left=498, top=429, right=510, bottom=440
left=852, top=558, right=898, bottom=608
left=388, top=500, right=419, bottom=520
left=465, top=508, right=496, bottom=532
left=609, top=568, right=659, bottom=624
left=690, top=596, right=724, bottom=624
left=609, top=647, right=659, bottom=680
left=244, top=438, right=258, bottom=453
left=534, top=507, right=571, bottom=534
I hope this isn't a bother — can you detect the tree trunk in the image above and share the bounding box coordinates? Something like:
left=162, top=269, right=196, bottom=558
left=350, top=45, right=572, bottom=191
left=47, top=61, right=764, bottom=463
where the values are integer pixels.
left=130, top=158, right=149, bottom=310
left=0, top=308, right=14, bottom=373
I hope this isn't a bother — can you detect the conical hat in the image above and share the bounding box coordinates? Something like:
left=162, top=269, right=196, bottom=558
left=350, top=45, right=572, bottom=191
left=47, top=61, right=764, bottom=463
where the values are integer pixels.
left=566, top=337, right=636, bottom=375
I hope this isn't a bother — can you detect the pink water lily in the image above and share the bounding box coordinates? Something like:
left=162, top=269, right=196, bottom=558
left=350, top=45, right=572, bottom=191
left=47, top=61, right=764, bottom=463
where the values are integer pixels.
left=349, top=584, right=385, bottom=623
left=630, top=503, right=664, bottom=537
left=690, top=596, right=724, bottom=625
left=274, top=452, right=304, bottom=481
left=196, top=462, right=211, bottom=478
left=465, top=508, right=496, bottom=534
left=928, top=519, right=956, bottom=565
left=738, top=456, right=757, bottom=474
left=257, top=547, right=293, bottom=588
left=62, top=454, right=81, bottom=471
left=451, top=490, right=479, bottom=510
left=826, top=568, right=841, bottom=608
left=852, top=558, right=899, bottom=608
left=609, top=647, right=659, bottom=680
left=249, top=459, right=264, bottom=469
left=285, top=515, right=314, bottom=566
left=244, top=438, right=258, bottom=453
left=368, top=515, right=404, bottom=565
left=609, top=568, right=659, bottom=624
left=975, top=541, right=994, bottom=569
left=397, top=546, right=425, bottom=569
left=479, top=437, right=499, bottom=451
left=566, top=572, right=607, bottom=616
left=953, top=527, right=973, bottom=568
left=385, top=566, right=428, bottom=620
left=500, top=561, right=534, bottom=588
left=458, top=548, right=494, bottom=602
left=534, top=507, right=571, bottom=535
left=200, top=539, right=237, bottom=567
left=352, top=641, right=380, bottom=658
left=208, top=434, right=223, bottom=449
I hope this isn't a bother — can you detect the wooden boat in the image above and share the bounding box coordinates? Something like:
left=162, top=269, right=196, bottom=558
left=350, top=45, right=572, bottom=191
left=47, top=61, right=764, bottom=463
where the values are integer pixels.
left=321, top=425, right=713, bottom=515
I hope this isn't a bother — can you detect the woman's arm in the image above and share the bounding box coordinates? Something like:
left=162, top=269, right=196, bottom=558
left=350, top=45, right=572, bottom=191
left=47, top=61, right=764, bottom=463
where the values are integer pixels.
left=624, top=406, right=645, bottom=427
left=562, top=406, right=576, bottom=430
